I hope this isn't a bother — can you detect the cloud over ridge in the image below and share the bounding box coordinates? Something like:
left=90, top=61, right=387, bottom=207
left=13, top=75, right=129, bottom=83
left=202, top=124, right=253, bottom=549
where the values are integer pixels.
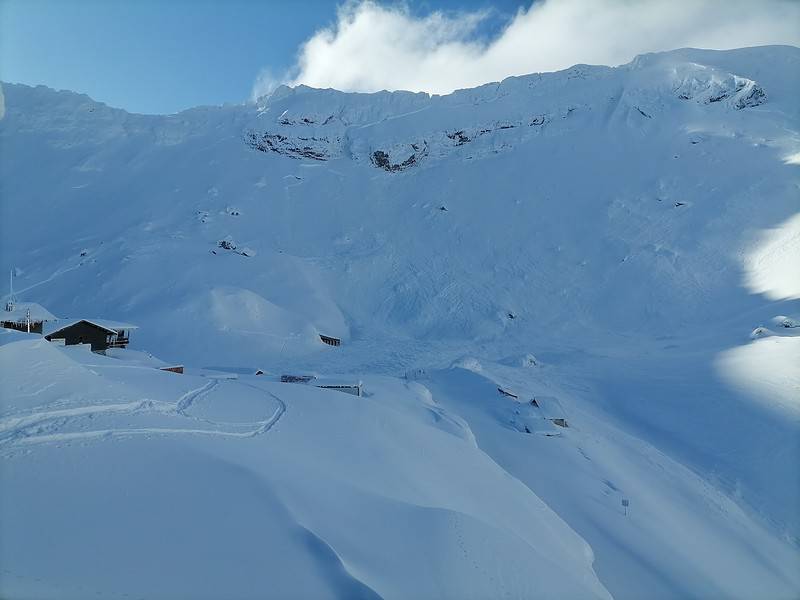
left=253, top=0, right=800, bottom=99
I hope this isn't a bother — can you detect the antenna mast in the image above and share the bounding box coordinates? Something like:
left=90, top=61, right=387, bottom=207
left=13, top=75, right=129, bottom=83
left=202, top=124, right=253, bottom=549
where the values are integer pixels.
left=5, top=268, right=14, bottom=312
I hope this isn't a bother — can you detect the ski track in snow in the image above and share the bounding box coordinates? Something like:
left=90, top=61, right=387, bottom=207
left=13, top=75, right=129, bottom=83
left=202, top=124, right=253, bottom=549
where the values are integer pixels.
left=176, top=379, right=217, bottom=414
left=0, top=379, right=286, bottom=448
left=0, top=262, right=84, bottom=302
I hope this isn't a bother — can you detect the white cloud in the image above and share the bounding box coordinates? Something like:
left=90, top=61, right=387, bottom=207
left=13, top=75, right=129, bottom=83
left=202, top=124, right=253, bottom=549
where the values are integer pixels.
left=252, top=0, right=800, bottom=98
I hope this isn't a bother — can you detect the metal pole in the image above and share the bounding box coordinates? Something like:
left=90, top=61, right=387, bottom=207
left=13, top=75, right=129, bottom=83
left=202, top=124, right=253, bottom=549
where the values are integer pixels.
left=6, top=268, right=13, bottom=311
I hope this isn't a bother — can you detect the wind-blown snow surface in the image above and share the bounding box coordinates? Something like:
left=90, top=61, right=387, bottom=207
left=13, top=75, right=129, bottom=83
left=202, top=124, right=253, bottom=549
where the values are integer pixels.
left=1, top=46, right=799, bottom=599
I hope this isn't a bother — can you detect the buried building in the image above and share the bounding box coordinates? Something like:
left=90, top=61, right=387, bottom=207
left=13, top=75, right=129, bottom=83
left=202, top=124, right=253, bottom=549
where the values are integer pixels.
left=44, top=319, right=137, bottom=353
left=281, top=374, right=362, bottom=397
left=531, top=395, right=570, bottom=428
left=1, top=302, right=58, bottom=334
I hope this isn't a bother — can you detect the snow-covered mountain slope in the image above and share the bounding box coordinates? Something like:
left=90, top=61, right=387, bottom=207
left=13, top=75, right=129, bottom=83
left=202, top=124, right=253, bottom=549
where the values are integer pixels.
left=1, top=46, right=799, bottom=599
left=1, top=46, right=797, bottom=355
left=0, top=332, right=613, bottom=600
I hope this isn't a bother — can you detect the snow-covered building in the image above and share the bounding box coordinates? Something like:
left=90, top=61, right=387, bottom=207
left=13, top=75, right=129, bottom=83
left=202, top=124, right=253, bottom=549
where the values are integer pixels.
left=1, top=302, right=58, bottom=334
left=314, top=377, right=362, bottom=397
left=319, top=334, right=341, bottom=347
left=280, top=374, right=362, bottom=396
left=43, top=319, right=137, bottom=353
left=531, top=396, right=569, bottom=427
left=104, top=348, right=184, bottom=373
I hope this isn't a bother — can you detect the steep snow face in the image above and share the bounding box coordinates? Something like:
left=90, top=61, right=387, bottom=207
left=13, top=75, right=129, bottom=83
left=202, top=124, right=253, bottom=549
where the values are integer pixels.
left=1, top=46, right=800, bottom=599
left=1, top=47, right=797, bottom=361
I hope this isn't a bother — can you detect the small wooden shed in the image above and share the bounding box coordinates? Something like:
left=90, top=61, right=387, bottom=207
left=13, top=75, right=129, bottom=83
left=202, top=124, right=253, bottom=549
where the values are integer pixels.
left=314, top=378, right=362, bottom=397
left=280, top=374, right=362, bottom=397
left=320, top=334, right=341, bottom=347
left=531, top=396, right=569, bottom=428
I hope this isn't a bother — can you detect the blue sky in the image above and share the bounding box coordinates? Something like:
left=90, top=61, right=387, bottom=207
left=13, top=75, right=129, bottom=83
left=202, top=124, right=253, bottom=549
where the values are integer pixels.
left=0, top=0, right=527, bottom=114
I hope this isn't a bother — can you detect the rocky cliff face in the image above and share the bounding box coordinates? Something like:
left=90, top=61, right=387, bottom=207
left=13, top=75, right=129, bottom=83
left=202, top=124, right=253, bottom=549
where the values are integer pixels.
left=238, top=50, right=780, bottom=176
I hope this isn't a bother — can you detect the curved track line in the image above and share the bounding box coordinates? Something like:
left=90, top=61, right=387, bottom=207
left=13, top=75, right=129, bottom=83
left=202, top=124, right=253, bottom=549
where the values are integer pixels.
left=1, top=379, right=286, bottom=448
left=176, top=379, right=218, bottom=414
left=0, top=400, right=168, bottom=444
left=239, top=382, right=287, bottom=435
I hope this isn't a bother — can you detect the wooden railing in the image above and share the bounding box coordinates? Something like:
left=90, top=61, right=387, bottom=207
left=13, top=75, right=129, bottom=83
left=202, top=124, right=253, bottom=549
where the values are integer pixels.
left=107, top=336, right=129, bottom=348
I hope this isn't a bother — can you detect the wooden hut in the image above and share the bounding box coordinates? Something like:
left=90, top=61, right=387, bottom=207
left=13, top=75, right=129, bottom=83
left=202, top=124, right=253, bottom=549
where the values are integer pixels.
left=44, top=319, right=137, bottom=353
left=314, top=378, right=362, bottom=397
left=320, top=334, right=341, bottom=347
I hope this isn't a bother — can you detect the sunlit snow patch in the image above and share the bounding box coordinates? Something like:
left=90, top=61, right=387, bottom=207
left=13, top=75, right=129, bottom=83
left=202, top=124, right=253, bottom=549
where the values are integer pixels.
left=743, top=213, right=800, bottom=300
left=716, top=336, right=800, bottom=419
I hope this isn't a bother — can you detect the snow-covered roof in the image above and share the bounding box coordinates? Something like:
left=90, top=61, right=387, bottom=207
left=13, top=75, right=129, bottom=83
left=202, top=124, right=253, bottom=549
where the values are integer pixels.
left=43, top=318, right=139, bottom=337
left=533, top=396, right=566, bottom=419
left=1, top=302, right=58, bottom=323
left=313, top=377, right=363, bottom=388
left=104, top=348, right=173, bottom=368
